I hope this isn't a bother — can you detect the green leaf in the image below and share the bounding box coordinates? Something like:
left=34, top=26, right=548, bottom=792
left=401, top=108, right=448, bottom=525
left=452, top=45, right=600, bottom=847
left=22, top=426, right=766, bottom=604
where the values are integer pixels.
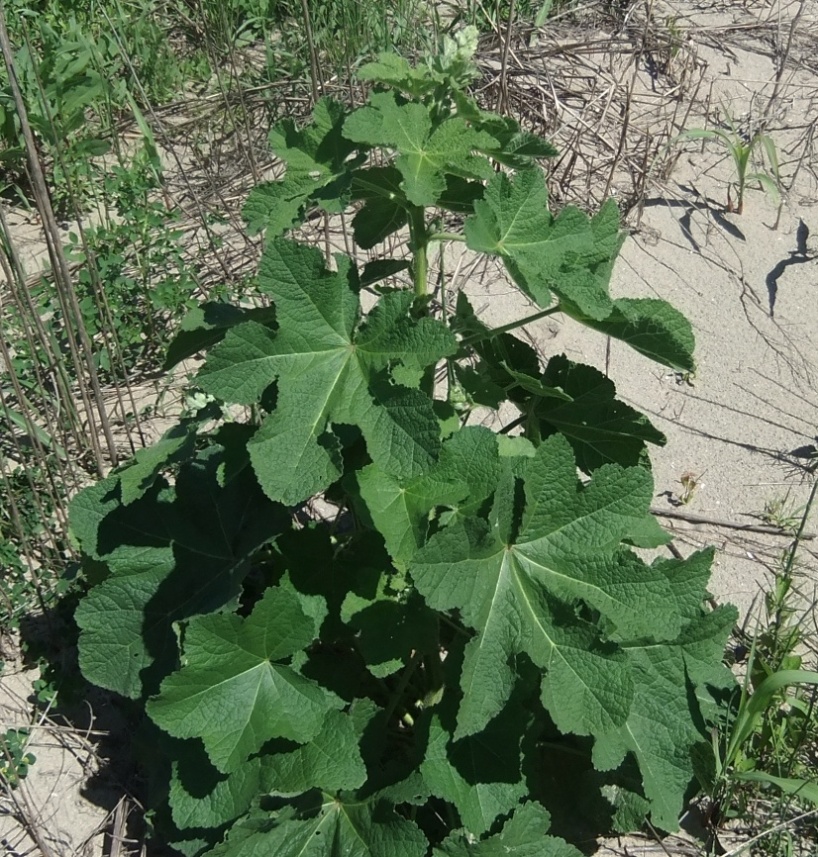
left=196, top=239, right=456, bottom=505
left=74, top=451, right=287, bottom=699
left=342, top=595, right=439, bottom=678
left=170, top=751, right=265, bottom=830
left=434, top=802, right=582, bottom=856
left=147, top=585, right=341, bottom=773
left=593, top=606, right=737, bottom=831
left=411, top=435, right=679, bottom=739
left=344, top=92, right=496, bottom=207
left=464, top=169, right=693, bottom=371
left=421, top=685, right=528, bottom=835
left=453, top=94, right=559, bottom=168
left=203, top=795, right=428, bottom=857
left=357, top=52, right=444, bottom=99
left=465, top=169, right=607, bottom=315
left=116, top=420, right=197, bottom=505
left=534, top=355, right=665, bottom=473
left=358, top=427, right=500, bottom=568
left=351, top=166, right=410, bottom=249
left=360, top=259, right=411, bottom=289
left=559, top=297, right=695, bottom=374
left=263, top=709, right=368, bottom=795
left=733, top=771, right=818, bottom=807
left=242, top=98, right=362, bottom=235
left=164, top=303, right=277, bottom=371
left=437, top=175, right=485, bottom=214
left=602, top=784, right=652, bottom=834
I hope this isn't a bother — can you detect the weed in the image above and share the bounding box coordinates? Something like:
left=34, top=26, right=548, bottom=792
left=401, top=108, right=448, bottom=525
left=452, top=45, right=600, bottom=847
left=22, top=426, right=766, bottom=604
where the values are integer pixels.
left=761, top=494, right=806, bottom=536
left=678, top=469, right=703, bottom=505
left=61, top=147, right=201, bottom=373
left=0, top=17, right=110, bottom=210
left=62, top=35, right=738, bottom=855
left=672, top=113, right=781, bottom=214
left=710, top=479, right=818, bottom=854
left=0, top=728, right=36, bottom=789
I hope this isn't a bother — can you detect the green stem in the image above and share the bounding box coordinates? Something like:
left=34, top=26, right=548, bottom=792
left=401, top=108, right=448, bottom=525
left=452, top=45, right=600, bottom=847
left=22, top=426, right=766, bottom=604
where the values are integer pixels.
left=408, top=207, right=429, bottom=298
left=428, top=231, right=465, bottom=244
left=383, top=650, right=423, bottom=726
left=462, top=304, right=561, bottom=346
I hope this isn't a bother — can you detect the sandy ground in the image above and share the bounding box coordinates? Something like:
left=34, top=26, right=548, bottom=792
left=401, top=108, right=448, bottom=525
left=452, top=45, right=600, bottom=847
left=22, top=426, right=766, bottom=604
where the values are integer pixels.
left=1, top=0, right=817, bottom=854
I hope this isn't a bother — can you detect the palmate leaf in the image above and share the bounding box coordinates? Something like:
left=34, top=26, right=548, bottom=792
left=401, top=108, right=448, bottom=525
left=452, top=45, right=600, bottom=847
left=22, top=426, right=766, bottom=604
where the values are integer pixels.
left=164, top=302, right=277, bottom=371
left=534, top=355, right=666, bottom=473
left=342, top=594, right=439, bottom=678
left=169, top=698, right=372, bottom=830
left=196, top=239, right=457, bottom=505
left=243, top=98, right=363, bottom=236
left=170, top=752, right=266, bottom=831
left=422, top=710, right=526, bottom=835
left=357, top=426, right=501, bottom=569
left=344, top=91, right=497, bottom=207
left=452, top=92, right=559, bottom=168
left=350, top=166, right=410, bottom=249
left=115, top=420, right=197, bottom=505
left=464, top=168, right=607, bottom=315
left=594, top=606, right=737, bottom=831
left=410, top=434, right=681, bottom=739
left=263, top=709, right=368, bottom=796
left=203, top=794, right=428, bottom=857
left=357, top=52, right=445, bottom=100
left=420, top=664, right=531, bottom=836
left=434, top=802, right=582, bottom=857
left=72, top=448, right=287, bottom=699
left=147, top=585, right=341, bottom=774
left=465, top=169, right=695, bottom=371
left=559, top=296, right=695, bottom=374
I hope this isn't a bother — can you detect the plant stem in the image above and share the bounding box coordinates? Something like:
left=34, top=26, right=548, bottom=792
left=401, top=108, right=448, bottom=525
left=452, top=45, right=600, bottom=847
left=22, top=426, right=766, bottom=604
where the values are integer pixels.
left=383, top=650, right=423, bottom=726
left=428, top=231, right=465, bottom=244
left=462, top=304, right=561, bottom=346
left=408, top=207, right=429, bottom=298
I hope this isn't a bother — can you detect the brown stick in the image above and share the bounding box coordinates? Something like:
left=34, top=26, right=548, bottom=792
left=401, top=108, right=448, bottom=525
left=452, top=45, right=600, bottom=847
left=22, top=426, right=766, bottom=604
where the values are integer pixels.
left=651, top=507, right=815, bottom=540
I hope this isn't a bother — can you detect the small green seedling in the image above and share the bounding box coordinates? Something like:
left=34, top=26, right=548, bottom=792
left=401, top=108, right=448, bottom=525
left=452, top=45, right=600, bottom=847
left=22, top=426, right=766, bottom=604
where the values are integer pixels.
left=674, top=115, right=780, bottom=214
left=0, top=729, right=36, bottom=789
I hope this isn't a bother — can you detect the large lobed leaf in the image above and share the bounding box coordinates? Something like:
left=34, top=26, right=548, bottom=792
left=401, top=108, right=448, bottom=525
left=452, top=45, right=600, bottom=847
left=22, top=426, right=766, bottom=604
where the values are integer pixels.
left=147, top=585, right=341, bottom=774
left=410, top=434, right=680, bottom=740
left=434, top=803, right=582, bottom=857
left=243, top=98, right=363, bottom=236
left=203, top=795, right=428, bottom=857
left=344, top=91, right=497, bottom=207
left=357, top=426, right=501, bottom=570
left=71, top=448, right=287, bottom=700
left=196, top=239, right=457, bottom=505
left=465, top=169, right=695, bottom=371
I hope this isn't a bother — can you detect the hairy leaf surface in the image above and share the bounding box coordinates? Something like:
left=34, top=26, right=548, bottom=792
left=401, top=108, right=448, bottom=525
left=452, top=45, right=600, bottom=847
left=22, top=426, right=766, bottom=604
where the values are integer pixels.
left=534, top=355, right=665, bottom=472
left=243, top=98, right=362, bottom=235
left=411, top=435, right=680, bottom=738
left=196, top=239, right=457, bottom=504
left=263, top=709, right=368, bottom=795
left=465, top=170, right=695, bottom=371
left=594, top=606, right=736, bottom=830
left=559, top=296, right=696, bottom=373
left=344, top=92, right=496, bottom=206
left=204, top=795, right=428, bottom=857
left=358, top=426, right=500, bottom=568
left=434, top=803, right=582, bottom=856
left=147, top=586, right=340, bottom=773
left=73, top=451, right=286, bottom=699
